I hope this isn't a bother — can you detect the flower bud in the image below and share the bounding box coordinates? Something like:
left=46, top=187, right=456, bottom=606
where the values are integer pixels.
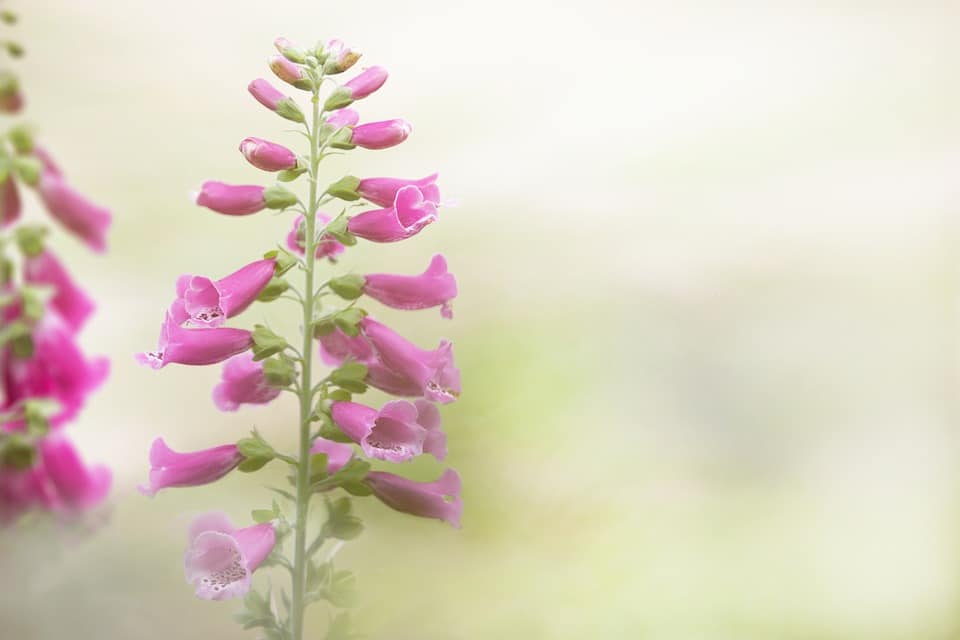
left=268, top=55, right=312, bottom=91
left=239, top=137, right=298, bottom=172
left=273, top=36, right=306, bottom=63
left=344, top=66, right=388, bottom=100
left=195, top=181, right=265, bottom=216
left=350, top=119, right=411, bottom=150
left=322, top=39, right=361, bottom=74
left=326, top=108, right=359, bottom=129
left=248, top=78, right=305, bottom=123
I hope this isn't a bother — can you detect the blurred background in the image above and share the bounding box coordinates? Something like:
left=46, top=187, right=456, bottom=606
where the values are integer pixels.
left=0, top=0, right=958, bottom=638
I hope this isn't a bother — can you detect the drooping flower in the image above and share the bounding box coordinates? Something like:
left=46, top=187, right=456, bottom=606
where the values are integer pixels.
left=239, top=137, right=298, bottom=172
left=363, top=254, right=457, bottom=318
left=135, top=310, right=252, bottom=370
left=39, top=436, right=111, bottom=513
left=357, top=173, right=440, bottom=208
left=36, top=171, right=111, bottom=253
left=365, top=468, right=462, bottom=528
left=1, top=312, right=108, bottom=426
left=174, top=258, right=276, bottom=328
left=343, top=66, right=388, bottom=100
left=285, top=213, right=344, bottom=260
left=23, top=249, right=95, bottom=332
left=360, top=317, right=460, bottom=404
left=349, top=119, right=411, bottom=150
left=347, top=185, right=437, bottom=243
left=326, top=108, right=359, bottom=129
left=331, top=399, right=445, bottom=462
left=184, top=512, right=276, bottom=600
left=0, top=176, right=20, bottom=227
left=195, top=181, right=266, bottom=216
left=139, top=438, right=244, bottom=496
left=212, top=352, right=282, bottom=412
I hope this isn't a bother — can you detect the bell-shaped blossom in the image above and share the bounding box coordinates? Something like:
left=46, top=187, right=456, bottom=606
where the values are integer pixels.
left=139, top=438, right=243, bottom=496
left=212, top=352, right=282, bottom=412
left=23, top=249, right=95, bottom=332
left=184, top=512, right=276, bottom=600
left=343, top=66, right=388, bottom=100
left=366, top=468, right=462, bottom=528
left=195, top=181, right=266, bottom=216
left=360, top=317, right=461, bottom=404
left=349, top=119, right=411, bottom=150
left=36, top=171, right=111, bottom=253
left=39, top=436, right=111, bottom=512
left=310, top=437, right=355, bottom=474
left=363, top=254, right=457, bottom=318
left=286, top=213, right=344, bottom=260
left=269, top=55, right=307, bottom=87
left=175, top=258, right=276, bottom=328
left=358, top=173, right=439, bottom=208
left=2, top=312, right=108, bottom=426
left=347, top=185, right=437, bottom=243
left=239, top=137, right=297, bottom=172
left=248, top=78, right=287, bottom=111
left=136, top=310, right=252, bottom=370
left=331, top=399, right=445, bottom=462
left=1, top=176, right=20, bottom=227
left=326, top=108, right=359, bottom=129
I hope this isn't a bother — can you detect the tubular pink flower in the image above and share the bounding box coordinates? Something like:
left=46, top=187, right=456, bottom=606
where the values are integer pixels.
left=39, top=436, right=111, bottom=512
left=136, top=310, right=252, bottom=369
left=326, top=108, right=359, bottom=129
left=248, top=78, right=287, bottom=111
left=175, top=258, right=276, bottom=328
left=212, top=352, right=282, bottom=412
left=363, top=254, right=457, bottom=318
left=347, top=185, right=437, bottom=243
left=0, top=176, right=20, bottom=227
left=23, top=249, right=95, bottom=332
left=344, top=66, right=388, bottom=100
left=36, top=171, right=111, bottom=253
left=195, top=181, right=266, bottom=216
left=139, top=438, right=244, bottom=496
left=239, top=137, right=298, bottom=172
left=331, top=399, right=444, bottom=462
left=358, top=173, right=440, bottom=208
left=360, top=317, right=461, bottom=404
left=269, top=55, right=306, bottom=87
left=349, top=119, right=411, bottom=150
left=317, top=326, right=375, bottom=366
left=2, top=312, right=108, bottom=426
left=310, top=437, right=355, bottom=474
left=366, top=468, right=461, bottom=527
left=184, top=512, right=276, bottom=600
left=286, top=213, right=344, bottom=260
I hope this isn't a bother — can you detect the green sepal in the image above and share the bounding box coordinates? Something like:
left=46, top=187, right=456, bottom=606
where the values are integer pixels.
left=0, top=256, right=12, bottom=286
left=0, top=435, right=35, bottom=470
left=325, top=175, right=360, bottom=201
left=277, top=165, right=307, bottom=182
left=323, top=211, right=357, bottom=246
left=328, top=127, right=356, bottom=150
left=234, top=588, right=278, bottom=632
left=22, top=401, right=51, bottom=437
left=328, top=274, right=365, bottom=300
left=263, top=184, right=298, bottom=210
left=323, top=87, right=354, bottom=111
left=280, top=47, right=307, bottom=64
left=325, top=497, right=364, bottom=540
left=318, top=417, right=353, bottom=443
left=325, top=612, right=359, bottom=640
left=256, top=276, right=289, bottom=302
left=306, top=560, right=331, bottom=593
left=0, top=320, right=33, bottom=357
left=327, top=570, right=359, bottom=608
left=5, top=42, right=23, bottom=58
left=330, top=362, right=368, bottom=394
left=311, top=458, right=370, bottom=493
left=251, top=501, right=280, bottom=523
left=326, top=388, right=352, bottom=403
left=262, top=354, right=296, bottom=388
left=251, top=324, right=288, bottom=361
left=264, top=247, right=298, bottom=276
left=0, top=11, right=18, bottom=25
left=236, top=430, right=276, bottom=472
left=14, top=224, right=46, bottom=257
left=13, top=156, right=40, bottom=186
left=333, top=307, right=367, bottom=337
left=8, top=124, right=33, bottom=154
left=275, top=97, right=305, bottom=123
left=19, top=287, right=44, bottom=323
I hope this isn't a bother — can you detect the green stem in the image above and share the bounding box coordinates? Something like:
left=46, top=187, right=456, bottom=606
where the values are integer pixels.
left=290, top=87, right=323, bottom=640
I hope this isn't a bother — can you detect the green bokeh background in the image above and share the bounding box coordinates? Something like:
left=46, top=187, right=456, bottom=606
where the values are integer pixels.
left=1, top=1, right=958, bottom=638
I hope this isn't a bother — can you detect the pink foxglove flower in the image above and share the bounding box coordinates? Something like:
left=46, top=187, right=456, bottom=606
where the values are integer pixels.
left=347, top=185, right=437, bottom=243
left=23, top=249, right=95, bottom=332
left=285, top=213, right=344, bottom=260
left=343, top=66, right=388, bottom=100
left=212, top=352, right=282, bottom=411
left=184, top=512, right=276, bottom=600
left=366, top=469, right=462, bottom=528
left=310, top=437, right=355, bottom=474
left=239, top=137, right=298, bottom=172
left=248, top=77, right=287, bottom=111
left=39, top=436, right=111, bottom=513
left=175, top=258, right=276, bottom=328
left=363, top=254, right=457, bottom=318
left=136, top=311, right=252, bottom=369
left=139, top=438, right=244, bottom=496
left=195, top=181, right=266, bottom=216
left=326, top=108, right=359, bottom=129
left=269, top=55, right=307, bottom=87
left=36, top=171, right=111, bottom=253
left=349, top=119, right=411, bottom=150
left=360, top=317, right=460, bottom=404
left=1, top=312, right=108, bottom=426
left=0, top=176, right=20, bottom=227
left=358, top=173, right=440, bottom=208
left=331, top=399, right=445, bottom=462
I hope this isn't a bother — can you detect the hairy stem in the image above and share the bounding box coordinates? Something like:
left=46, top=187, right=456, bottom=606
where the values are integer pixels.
left=290, top=86, right=323, bottom=640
